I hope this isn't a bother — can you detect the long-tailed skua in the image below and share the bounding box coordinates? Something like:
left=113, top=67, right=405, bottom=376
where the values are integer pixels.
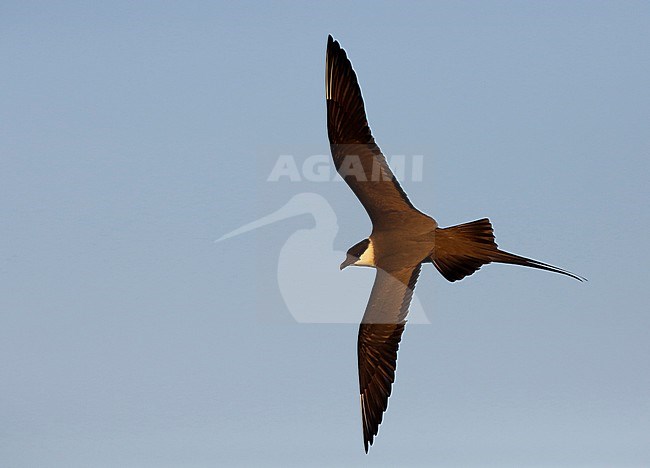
left=325, top=35, right=584, bottom=453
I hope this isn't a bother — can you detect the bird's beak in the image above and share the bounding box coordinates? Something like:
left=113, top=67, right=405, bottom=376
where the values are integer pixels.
left=340, top=257, right=355, bottom=270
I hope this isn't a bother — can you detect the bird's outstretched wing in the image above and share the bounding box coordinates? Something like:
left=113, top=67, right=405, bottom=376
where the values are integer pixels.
left=326, top=35, right=425, bottom=228
left=357, top=264, right=421, bottom=452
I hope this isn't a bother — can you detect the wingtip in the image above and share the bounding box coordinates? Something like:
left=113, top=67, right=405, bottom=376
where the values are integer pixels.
left=364, top=438, right=370, bottom=453
left=327, top=34, right=341, bottom=52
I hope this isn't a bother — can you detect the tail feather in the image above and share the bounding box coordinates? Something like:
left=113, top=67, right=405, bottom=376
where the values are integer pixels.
left=431, top=218, right=584, bottom=282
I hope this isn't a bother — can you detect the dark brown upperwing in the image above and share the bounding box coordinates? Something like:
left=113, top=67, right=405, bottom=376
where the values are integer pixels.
left=326, top=35, right=423, bottom=228
left=357, top=264, right=421, bottom=452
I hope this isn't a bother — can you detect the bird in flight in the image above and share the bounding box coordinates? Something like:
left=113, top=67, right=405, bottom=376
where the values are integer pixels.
left=325, top=35, right=584, bottom=453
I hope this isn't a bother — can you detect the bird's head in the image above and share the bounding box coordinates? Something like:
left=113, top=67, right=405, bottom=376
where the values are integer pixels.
left=340, top=238, right=375, bottom=270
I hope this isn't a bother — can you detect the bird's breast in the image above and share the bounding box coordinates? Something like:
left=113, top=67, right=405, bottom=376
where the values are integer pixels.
left=370, top=230, right=435, bottom=270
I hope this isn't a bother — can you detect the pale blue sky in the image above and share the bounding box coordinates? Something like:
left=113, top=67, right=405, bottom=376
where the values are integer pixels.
left=2, top=1, right=649, bottom=466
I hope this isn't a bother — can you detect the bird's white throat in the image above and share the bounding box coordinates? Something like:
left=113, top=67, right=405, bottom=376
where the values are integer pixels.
left=356, top=239, right=376, bottom=267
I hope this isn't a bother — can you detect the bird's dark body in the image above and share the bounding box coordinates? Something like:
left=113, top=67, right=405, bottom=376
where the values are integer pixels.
left=371, top=221, right=436, bottom=272
left=325, top=35, right=583, bottom=453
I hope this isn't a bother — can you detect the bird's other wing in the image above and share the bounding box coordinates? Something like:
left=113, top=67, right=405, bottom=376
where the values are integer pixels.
left=357, top=264, right=421, bottom=452
left=326, top=35, right=424, bottom=228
